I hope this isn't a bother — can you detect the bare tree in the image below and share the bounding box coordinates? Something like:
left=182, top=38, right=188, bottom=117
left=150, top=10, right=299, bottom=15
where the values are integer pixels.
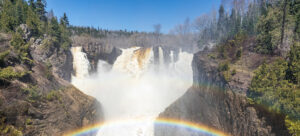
left=153, top=24, right=161, bottom=34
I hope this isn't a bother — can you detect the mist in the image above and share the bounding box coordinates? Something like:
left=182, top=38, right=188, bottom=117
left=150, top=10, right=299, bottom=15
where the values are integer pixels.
left=71, top=46, right=193, bottom=136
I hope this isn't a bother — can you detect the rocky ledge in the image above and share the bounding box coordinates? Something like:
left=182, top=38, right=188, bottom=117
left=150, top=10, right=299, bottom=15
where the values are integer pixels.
left=71, top=35, right=122, bottom=73
left=155, top=51, right=289, bottom=136
left=0, top=25, right=103, bottom=136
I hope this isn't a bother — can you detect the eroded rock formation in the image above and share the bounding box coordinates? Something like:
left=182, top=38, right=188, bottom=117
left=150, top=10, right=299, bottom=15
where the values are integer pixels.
left=155, top=51, right=290, bottom=136
left=0, top=25, right=103, bottom=135
left=71, top=36, right=122, bottom=73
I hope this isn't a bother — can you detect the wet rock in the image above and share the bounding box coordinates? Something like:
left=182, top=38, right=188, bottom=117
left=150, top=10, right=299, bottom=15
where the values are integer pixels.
left=72, top=36, right=122, bottom=73
left=155, top=51, right=290, bottom=136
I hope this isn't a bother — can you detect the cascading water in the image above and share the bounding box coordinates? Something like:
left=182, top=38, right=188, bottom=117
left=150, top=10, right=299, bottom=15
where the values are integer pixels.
left=71, top=46, right=193, bottom=136
left=71, top=47, right=91, bottom=78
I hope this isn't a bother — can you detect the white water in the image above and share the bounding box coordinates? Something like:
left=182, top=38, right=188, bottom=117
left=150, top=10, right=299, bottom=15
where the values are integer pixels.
left=71, top=46, right=193, bottom=136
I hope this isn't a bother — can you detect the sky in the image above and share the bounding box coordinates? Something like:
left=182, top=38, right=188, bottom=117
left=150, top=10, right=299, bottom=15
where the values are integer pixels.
left=46, top=0, right=221, bottom=33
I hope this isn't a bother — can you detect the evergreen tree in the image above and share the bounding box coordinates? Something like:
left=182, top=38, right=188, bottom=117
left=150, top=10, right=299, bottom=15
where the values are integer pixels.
left=16, top=0, right=24, bottom=25
left=10, top=28, right=25, bottom=51
left=256, top=6, right=282, bottom=54
left=28, top=0, right=35, bottom=10
left=0, top=0, right=17, bottom=32
left=35, top=0, right=46, bottom=21
left=291, top=0, right=300, bottom=40
left=48, top=17, right=61, bottom=41
left=217, top=5, right=226, bottom=39
left=286, top=42, right=300, bottom=85
left=26, top=6, right=41, bottom=36
left=60, top=13, right=69, bottom=27
left=59, top=13, right=71, bottom=50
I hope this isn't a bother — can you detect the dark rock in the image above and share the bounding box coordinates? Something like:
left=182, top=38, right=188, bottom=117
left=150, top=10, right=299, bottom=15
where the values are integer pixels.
left=155, top=51, right=290, bottom=136
left=30, top=37, right=74, bottom=81
left=72, top=36, right=122, bottom=73
left=0, top=27, right=103, bottom=135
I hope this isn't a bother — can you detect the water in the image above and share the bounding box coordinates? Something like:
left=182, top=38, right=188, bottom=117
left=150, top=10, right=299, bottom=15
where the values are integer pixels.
left=71, top=46, right=193, bottom=136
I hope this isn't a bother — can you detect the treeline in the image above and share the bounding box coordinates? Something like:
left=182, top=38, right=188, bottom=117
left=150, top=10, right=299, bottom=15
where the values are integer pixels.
left=248, top=1, right=300, bottom=134
left=69, top=26, right=138, bottom=38
left=249, top=45, right=300, bottom=135
left=174, top=0, right=299, bottom=56
left=0, top=0, right=71, bottom=56
left=200, top=0, right=300, bottom=135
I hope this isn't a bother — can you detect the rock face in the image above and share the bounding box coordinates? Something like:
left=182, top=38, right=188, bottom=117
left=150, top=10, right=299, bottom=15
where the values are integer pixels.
left=0, top=25, right=103, bottom=135
left=152, top=46, right=179, bottom=66
left=72, top=36, right=122, bottom=73
left=155, top=51, right=290, bottom=136
left=30, top=36, right=74, bottom=81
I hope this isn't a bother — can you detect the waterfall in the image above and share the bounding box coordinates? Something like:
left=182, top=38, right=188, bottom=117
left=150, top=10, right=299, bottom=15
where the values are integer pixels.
left=71, top=47, right=91, bottom=78
left=71, top=46, right=193, bottom=136
left=158, top=47, right=164, bottom=66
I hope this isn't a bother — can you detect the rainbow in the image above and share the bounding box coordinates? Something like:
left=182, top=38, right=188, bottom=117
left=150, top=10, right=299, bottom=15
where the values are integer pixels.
left=63, top=118, right=230, bottom=136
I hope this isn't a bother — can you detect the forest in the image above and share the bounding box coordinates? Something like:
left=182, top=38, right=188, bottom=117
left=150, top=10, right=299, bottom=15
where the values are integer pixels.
left=0, top=0, right=299, bottom=135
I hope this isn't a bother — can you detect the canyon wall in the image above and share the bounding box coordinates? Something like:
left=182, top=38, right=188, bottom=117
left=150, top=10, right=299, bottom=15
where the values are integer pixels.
left=155, top=51, right=290, bottom=136
left=72, top=36, right=122, bottom=74
left=0, top=25, right=103, bottom=135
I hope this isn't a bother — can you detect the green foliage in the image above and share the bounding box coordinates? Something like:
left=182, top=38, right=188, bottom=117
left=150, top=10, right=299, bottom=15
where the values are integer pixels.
left=236, top=48, right=242, bottom=59
left=0, top=0, right=17, bottom=32
left=286, top=116, right=300, bottom=136
left=35, top=0, right=47, bottom=21
left=218, top=61, right=231, bottom=82
left=26, top=7, right=41, bottom=37
left=0, top=0, right=44, bottom=35
left=22, top=85, right=40, bottom=102
left=231, top=69, right=237, bottom=76
left=60, top=13, right=69, bottom=27
left=45, top=61, right=53, bottom=80
left=218, top=61, right=230, bottom=72
left=10, top=28, right=33, bottom=64
left=0, top=97, right=2, bottom=106
left=0, top=118, right=23, bottom=136
left=290, top=0, right=300, bottom=39
left=207, top=53, right=216, bottom=60
left=217, top=32, right=246, bottom=61
left=46, top=90, right=61, bottom=101
left=222, top=70, right=232, bottom=82
left=48, top=17, right=61, bottom=39
left=0, top=67, right=26, bottom=81
left=10, top=28, right=25, bottom=50
left=25, top=118, right=33, bottom=127
left=59, top=15, right=71, bottom=51
left=0, top=51, right=9, bottom=65
left=69, top=25, right=135, bottom=38
left=249, top=58, right=300, bottom=135
left=256, top=7, right=282, bottom=54
left=286, top=42, right=300, bottom=85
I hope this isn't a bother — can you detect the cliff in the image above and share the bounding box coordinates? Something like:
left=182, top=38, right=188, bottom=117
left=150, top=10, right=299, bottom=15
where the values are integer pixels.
left=155, top=51, right=290, bottom=136
left=71, top=36, right=122, bottom=73
left=0, top=25, right=103, bottom=136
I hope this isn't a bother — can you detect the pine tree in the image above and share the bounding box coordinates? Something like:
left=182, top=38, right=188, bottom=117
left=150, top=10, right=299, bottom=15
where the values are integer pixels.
left=26, top=7, right=41, bottom=36
left=286, top=42, right=300, bottom=85
left=0, top=0, right=17, bottom=32
left=48, top=17, right=61, bottom=41
left=10, top=28, right=25, bottom=51
left=60, top=13, right=69, bottom=27
left=28, top=0, right=35, bottom=10
left=291, top=0, right=300, bottom=40
left=35, top=0, right=46, bottom=21
left=59, top=13, right=71, bottom=50
left=15, top=0, right=26, bottom=25
left=217, top=5, right=226, bottom=39
left=256, top=6, right=282, bottom=54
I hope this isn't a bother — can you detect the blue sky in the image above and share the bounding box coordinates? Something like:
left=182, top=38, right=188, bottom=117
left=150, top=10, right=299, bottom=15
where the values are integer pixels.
left=46, top=0, right=221, bottom=33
